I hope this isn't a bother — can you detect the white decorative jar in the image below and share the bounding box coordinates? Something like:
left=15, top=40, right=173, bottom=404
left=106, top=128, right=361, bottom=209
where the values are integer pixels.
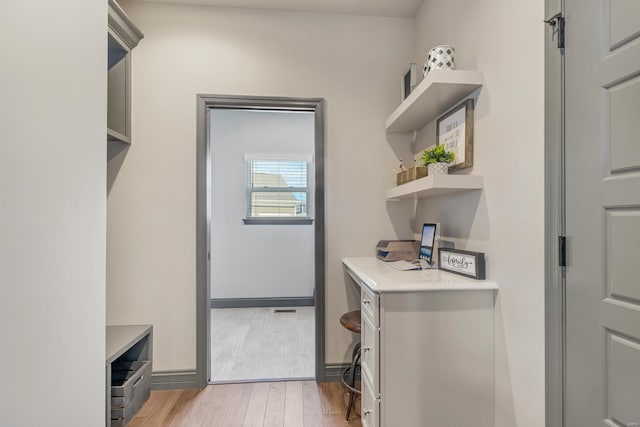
left=428, top=162, right=449, bottom=175
left=423, top=45, right=455, bottom=76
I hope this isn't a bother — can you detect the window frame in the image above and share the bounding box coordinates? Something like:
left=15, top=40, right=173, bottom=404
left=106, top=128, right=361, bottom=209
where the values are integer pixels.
left=243, top=155, right=314, bottom=225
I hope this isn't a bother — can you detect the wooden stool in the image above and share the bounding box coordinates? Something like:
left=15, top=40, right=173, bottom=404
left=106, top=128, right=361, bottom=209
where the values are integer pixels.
left=340, top=310, right=361, bottom=422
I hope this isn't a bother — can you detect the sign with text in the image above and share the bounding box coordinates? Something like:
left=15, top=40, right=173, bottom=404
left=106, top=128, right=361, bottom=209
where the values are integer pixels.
left=436, top=99, right=474, bottom=172
left=438, top=106, right=466, bottom=164
left=438, top=248, right=486, bottom=280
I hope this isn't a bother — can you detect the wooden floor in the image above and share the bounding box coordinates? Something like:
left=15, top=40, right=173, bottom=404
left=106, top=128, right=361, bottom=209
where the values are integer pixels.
left=128, top=381, right=361, bottom=427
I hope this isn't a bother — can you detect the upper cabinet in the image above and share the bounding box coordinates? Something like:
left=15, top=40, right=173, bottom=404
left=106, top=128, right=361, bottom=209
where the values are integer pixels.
left=108, top=0, right=143, bottom=144
left=385, top=70, right=483, bottom=133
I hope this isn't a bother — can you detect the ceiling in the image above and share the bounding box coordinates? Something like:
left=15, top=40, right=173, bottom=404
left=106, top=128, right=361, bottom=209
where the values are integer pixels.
left=126, top=0, right=425, bottom=18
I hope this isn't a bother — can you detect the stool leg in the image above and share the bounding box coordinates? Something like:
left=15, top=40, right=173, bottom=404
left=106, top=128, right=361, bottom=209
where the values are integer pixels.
left=345, top=345, right=361, bottom=422
left=352, top=342, right=361, bottom=360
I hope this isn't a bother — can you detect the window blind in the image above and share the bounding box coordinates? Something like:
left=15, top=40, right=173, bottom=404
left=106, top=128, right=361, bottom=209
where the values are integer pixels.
left=246, top=159, right=309, bottom=218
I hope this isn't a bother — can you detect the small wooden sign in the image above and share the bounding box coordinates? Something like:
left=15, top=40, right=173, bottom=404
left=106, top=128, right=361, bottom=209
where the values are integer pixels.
left=438, top=248, right=486, bottom=280
left=402, top=63, right=417, bottom=101
left=436, top=99, right=474, bottom=172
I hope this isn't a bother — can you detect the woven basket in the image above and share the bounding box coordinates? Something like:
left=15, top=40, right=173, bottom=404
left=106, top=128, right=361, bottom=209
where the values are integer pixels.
left=408, top=166, right=428, bottom=181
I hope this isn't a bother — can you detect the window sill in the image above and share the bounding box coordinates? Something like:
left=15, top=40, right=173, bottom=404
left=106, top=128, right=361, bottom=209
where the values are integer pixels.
left=242, top=217, right=314, bottom=225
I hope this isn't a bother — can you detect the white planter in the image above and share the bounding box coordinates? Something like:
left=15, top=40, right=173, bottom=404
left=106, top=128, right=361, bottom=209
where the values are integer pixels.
left=428, top=162, right=449, bottom=175
left=423, top=45, right=455, bottom=76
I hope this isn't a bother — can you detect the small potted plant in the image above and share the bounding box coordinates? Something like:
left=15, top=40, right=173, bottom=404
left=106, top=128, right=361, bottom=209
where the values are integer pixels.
left=421, top=145, right=456, bottom=175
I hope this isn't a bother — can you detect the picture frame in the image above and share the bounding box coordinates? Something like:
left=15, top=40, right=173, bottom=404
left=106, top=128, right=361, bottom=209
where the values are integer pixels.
left=401, top=63, right=417, bottom=101
left=438, top=248, right=486, bottom=280
left=436, top=98, right=474, bottom=172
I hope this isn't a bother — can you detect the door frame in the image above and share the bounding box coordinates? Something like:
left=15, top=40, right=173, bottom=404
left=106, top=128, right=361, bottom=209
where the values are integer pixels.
left=545, top=0, right=564, bottom=425
left=195, top=94, right=326, bottom=386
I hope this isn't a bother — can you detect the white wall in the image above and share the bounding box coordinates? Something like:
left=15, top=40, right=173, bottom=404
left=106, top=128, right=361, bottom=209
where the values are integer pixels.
left=412, top=1, right=545, bottom=426
left=107, top=2, right=415, bottom=371
left=210, top=109, right=314, bottom=299
left=0, top=1, right=106, bottom=425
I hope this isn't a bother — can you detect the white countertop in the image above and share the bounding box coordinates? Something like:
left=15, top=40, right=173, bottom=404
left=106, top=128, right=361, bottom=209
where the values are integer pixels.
left=343, top=257, right=498, bottom=293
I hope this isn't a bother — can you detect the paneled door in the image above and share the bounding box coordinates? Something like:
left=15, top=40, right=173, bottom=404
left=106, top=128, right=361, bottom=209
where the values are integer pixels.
left=564, top=0, right=640, bottom=425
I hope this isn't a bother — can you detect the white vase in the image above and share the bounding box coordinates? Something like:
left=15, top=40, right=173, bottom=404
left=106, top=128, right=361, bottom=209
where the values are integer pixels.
left=428, top=162, right=449, bottom=175
left=423, top=45, right=455, bottom=76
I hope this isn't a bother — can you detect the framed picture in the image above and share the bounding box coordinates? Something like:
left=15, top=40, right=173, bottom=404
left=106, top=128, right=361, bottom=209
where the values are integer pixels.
left=401, top=63, right=417, bottom=101
left=436, top=99, right=474, bottom=172
left=438, top=248, right=486, bottom=280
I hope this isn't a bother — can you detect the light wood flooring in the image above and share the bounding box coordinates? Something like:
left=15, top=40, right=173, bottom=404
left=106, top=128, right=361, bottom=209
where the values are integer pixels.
left=211, top=307, right=315, bottom=382
left=129, top=381, right=361, bottom=427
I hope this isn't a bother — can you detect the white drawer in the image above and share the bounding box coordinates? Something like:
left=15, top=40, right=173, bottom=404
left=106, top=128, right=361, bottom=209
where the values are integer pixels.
left=361, top=285, right=379, bottom=327
left=361, top=314, right=380, bottom=397
left=361, top=375, right=380, bottom=427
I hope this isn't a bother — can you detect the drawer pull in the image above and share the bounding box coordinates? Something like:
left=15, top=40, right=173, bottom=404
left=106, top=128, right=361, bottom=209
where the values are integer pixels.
left=363, top=409, right=372, bottom=416
left=363, top=299, right=371, bottom=305
left=363, top=346, right=372, bottom=352
left=133, top=375, right=144, bottom=388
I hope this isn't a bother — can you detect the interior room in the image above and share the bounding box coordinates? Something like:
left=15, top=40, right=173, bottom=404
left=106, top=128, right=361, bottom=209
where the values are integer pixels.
left=2, top=0, right=639, bottom=426
left=209, top=108, right=316, bottom=382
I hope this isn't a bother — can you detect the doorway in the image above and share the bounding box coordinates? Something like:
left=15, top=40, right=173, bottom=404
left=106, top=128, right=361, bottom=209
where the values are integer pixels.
left=210, top=108, right=314, bottom=382
left=195, top=95, right=326, bottom=386
left=546, top=1, right=640, bottom=425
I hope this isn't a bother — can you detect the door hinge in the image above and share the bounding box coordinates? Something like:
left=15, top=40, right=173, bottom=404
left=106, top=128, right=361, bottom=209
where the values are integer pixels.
left=208, top=251, right=211, bottom=261
left=558, top=236, right=567, bottom=267
left=545, top=13, right=565, bottom=49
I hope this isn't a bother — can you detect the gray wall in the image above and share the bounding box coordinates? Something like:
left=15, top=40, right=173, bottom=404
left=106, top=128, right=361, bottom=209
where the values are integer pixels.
left=210, top=109, right=315, bottom=299
left=0, top=0, right=107, bottom=424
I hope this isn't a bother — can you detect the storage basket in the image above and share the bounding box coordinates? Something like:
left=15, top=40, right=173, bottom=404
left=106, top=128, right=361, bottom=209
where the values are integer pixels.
left=408, top=166, right=428, bottom=181
left=111, top=360, right=152, bottom=427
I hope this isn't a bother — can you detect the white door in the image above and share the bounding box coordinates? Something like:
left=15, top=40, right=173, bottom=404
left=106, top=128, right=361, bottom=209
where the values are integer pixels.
left=564, top=0, right=640, bottom=425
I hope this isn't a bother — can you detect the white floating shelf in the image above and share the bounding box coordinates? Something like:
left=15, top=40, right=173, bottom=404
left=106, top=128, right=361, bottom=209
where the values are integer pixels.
left=385, top=174, right=484, bottom=200
left=385, top=70, right=484, bottom=132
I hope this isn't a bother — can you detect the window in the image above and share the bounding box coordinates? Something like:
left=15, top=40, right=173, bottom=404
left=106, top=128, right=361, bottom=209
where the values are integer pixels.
left=244, top=156, right=312, bottom=223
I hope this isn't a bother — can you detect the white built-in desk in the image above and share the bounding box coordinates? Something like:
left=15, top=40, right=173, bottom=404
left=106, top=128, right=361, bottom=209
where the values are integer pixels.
left=342, top=257, right=498, bottom=427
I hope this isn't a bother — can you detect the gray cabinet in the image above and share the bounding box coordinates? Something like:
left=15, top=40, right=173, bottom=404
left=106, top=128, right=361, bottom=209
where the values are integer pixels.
left=108, top=0, right=143, bottom=144
left=106, top=325, right=153, bottom=427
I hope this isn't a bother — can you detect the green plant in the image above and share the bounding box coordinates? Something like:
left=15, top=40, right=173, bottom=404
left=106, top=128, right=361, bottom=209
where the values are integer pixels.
left=421, top=145, right=456, bottom=166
